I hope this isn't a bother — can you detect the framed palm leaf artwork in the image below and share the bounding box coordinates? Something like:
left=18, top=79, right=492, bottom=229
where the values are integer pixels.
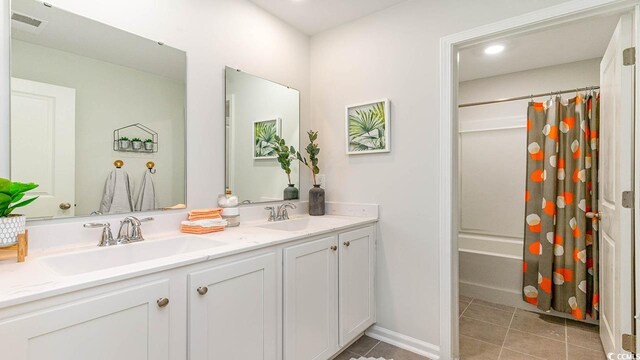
left=346, top=99, right=390, bottom=154
left=253, top=118, right=281, bottom=159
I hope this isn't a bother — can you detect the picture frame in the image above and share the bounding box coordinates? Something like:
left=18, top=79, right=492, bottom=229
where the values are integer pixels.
left=253, top=117, right=281, bottom=160
left=345, top=99, right=390, bottom=155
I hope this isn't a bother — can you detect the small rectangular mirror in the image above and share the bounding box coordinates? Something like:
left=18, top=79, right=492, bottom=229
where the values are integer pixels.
left=8, top=0, right=187, bottom=219
left=225, top=67, right=300, bottom=204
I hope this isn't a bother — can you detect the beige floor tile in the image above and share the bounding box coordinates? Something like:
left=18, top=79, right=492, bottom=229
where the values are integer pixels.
left=509, top=309, right=566, bottom=341
left=463, top=303, right=514, bottom=327
left=346, top=335, right=379, bottom=356
left=473, top=299, right=516, bottom=312
left=460, top=295, right=474, bottom=303
left=460, top=301, right=471, bottom=316
left=565, top=318, right=599, bottom=333
left=503, top=329, right=566, bottom=360
left=459, top=335, right=501, bottom=360
left=333, top=350, right=360, bottom=360
left=566, top=327, right=604, bottom=353
left=366, top=341, right=429, bottom=359
left=567, top=344, right=605, bottom=360
left=460, top=317, right=509, bottom=346
left=499, top=348, right=543, bottom=359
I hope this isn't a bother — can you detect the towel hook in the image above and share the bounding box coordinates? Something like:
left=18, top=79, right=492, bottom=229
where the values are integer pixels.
left=114, top=160, right=124, bottom=168
left=146, top=161, right=156, bottom=174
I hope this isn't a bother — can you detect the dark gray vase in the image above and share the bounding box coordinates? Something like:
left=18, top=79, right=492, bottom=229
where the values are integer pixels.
left=309, top=184, right=325, bottom=216
left=284, top=184, right=299, bottom=200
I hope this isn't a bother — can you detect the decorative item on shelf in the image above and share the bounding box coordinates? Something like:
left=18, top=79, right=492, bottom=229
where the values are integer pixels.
left=253, top=118, right=281, bottom=159
left=113, top=123, right=158, bottom=153
left=131, top=138, right=143, bottom=150
left=274, top=135, right=299, bottom=200
left=144, top=138, right=154, bottom=151
left=118, top=137, right=131, bottom=150
left=146, top=161, right=157, bottom=174
left=346, top=99, right=391, bottom=154
left=217, top=189, right=240, bottom=227
left=296, top=131, right=324, bottom=216
left=0, top=178, right=38, bottom=250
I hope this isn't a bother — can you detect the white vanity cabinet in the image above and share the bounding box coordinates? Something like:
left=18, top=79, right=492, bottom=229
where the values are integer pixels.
left=188, top=252, right=278, bottom=360
left=0, top=280, right=171, bottom=360
left=284, top=225, right=376, bottom=360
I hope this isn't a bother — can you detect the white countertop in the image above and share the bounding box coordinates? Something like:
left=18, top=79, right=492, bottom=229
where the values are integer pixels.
left=0, top=214, right=377, bottom=310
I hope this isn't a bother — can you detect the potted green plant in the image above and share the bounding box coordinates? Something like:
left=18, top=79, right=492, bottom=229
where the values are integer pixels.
left=144, top=138, right=154, bottom=151
left=274, top=135, right=298, bottom=200
left=0, top=178, right=38, bottom=247
left=131, top=137, right=143, bottom=150
left=296, top=130, right=324, bottom=216
left=119, top=136, right=130, bottom=150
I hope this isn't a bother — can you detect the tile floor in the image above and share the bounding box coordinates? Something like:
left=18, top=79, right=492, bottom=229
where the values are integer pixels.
left=459, top=296, right=606, bottom=360
left=333, top=335, right=430, bottom=360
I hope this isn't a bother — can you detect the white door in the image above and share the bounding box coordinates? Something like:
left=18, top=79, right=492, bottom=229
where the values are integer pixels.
left=189, top=253, right=277, bottom=360
left=0, top=280, right=170, bottom=360
left=284, top=236, right=339, bottom=360
left=338, top=226, right=376, bottom=346
left=598, top=13, right=634, bottom=356
left=10, top=78, right=75, bottom=218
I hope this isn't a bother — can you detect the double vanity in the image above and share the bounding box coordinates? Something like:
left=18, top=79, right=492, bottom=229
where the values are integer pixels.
left=0, top=209, right=377, bottom=360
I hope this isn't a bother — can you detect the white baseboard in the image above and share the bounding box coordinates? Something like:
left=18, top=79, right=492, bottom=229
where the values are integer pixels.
left=365, top=325, right=440, bottom=360
left=459, top=280, right=522, bottom=308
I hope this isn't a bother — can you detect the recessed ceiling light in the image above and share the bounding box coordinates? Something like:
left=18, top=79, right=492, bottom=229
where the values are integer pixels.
left=484, top=44, right=505, bottom=55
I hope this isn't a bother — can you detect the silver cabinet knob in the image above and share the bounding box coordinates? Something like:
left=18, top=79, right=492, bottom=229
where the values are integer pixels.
left=59, top=202, right=72, bottom=210
left=197, top=286, right=208, bottom=295
left=157, top=298, right=170, bottom=307
left=343, top=241, right=351, bottom=247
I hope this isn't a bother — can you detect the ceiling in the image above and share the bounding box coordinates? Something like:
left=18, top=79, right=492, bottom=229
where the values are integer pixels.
left=458, top=14, right=620, bottom=82
left=11, top=0, right=186, bottom=82
left=248, top=0, right=408, bottom=35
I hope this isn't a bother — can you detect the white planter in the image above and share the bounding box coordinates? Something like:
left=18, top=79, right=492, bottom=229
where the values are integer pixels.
left=0, top=214, right=26, bottom=247
left=132, top=141, right=143, bottom=150
left=144, top=142, right=154, bottom=151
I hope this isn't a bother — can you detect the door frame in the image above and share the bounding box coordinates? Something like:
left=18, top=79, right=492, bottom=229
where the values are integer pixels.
left=438, top=0, right=640, bottom=358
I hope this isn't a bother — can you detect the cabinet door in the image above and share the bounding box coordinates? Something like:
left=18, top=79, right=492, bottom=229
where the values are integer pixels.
left=284, top=236, right=339, bottom=360
left=339, top=226, right=376, bottom=346
left=0, top=280, right=170, bottom=360
left=189, top=253, right=277, bottom=360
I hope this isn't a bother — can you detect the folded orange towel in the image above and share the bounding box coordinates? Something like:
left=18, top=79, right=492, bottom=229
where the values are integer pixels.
left=180, top=225, right=225, bottom=234
left=189, top=208, right=222, bottom=215
left=188, top=213, right=222, bottom=221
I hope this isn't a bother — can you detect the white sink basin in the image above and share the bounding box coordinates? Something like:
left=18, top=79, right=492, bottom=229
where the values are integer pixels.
left=257, top=218, right=312, bottom=232
left=41, top=236, right=227, bottom=276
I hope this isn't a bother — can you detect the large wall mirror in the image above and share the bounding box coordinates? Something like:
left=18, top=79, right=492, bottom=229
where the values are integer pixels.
left=8, top=0, right=187, bottom=219
left=225, top=67, right=300, bottom=204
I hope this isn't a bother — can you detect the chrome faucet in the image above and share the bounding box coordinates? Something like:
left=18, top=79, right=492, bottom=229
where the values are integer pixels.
left=277, top=202, right=296, bottom=220
left=84, top=216, right=153, bottom=247
left=265, top=202, right=297, bottom=222
left=83, top=222, right=116, bottom=247
left=117, top=216, right=153, bottom=243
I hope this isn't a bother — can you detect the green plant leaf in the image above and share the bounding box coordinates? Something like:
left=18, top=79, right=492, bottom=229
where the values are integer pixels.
left=6, top=196, right=38, bottom=214
left=9, top=182, right=38, bottom=196
left=0, top=178, right=10, bottom=195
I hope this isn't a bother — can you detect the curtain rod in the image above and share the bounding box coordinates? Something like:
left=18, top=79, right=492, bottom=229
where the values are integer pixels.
left=458, top=86, right=600, bottom=108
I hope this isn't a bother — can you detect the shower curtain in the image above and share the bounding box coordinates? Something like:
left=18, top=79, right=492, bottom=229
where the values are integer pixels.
left=522, top=94, right=599, bottom=320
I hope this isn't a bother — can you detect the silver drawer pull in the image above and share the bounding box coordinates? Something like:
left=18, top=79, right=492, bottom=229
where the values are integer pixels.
left=197, top=286, right=208, bottom=295
left=157, top=298, right=170, bottom=307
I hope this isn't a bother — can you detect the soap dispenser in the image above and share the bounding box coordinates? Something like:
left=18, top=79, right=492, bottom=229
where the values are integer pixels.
left=218, top=188, right=240, bottom=227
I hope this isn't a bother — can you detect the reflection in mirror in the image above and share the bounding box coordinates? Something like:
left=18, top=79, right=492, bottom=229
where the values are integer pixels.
left=9, top=0, right=186, bottom=219
left=225, top=67, right=300, bottom=204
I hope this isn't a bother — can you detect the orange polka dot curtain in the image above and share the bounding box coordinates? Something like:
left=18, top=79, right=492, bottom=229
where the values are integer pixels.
left=522, top=95, right=599, bottom=320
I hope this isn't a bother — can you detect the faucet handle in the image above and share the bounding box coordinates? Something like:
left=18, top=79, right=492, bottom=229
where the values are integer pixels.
left=129, top=217, right=152, bottom=242
left=265, top=206, right=276, bottom=221
left=83, top=222, right=115, bottom=247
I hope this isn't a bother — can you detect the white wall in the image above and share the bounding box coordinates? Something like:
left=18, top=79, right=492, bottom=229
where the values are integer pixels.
left=26, top=0, right=312, bottom=212
left=226, top=69, right=300, bottom=202
left=11, top=39, right=185, bottom=215
left=309, top=0, right=574, bottom=351
left=457, top=58, right=601, bottom=307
